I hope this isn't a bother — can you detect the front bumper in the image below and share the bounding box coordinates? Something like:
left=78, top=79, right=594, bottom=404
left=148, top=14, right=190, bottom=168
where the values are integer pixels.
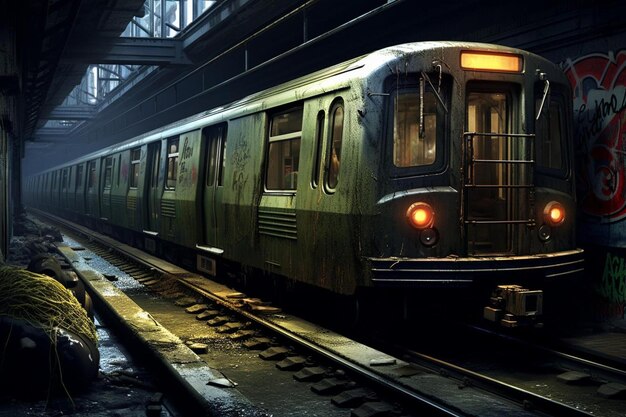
left=367, top=249, right=585, bottom=288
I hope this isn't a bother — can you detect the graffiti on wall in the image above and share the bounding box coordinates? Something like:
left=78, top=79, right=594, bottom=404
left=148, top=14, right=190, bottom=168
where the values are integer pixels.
left=597, top=252, right=626, bottom=318
left=563, top=51, right=626, bottom=230
left=563, top=51, right=626, bottom=319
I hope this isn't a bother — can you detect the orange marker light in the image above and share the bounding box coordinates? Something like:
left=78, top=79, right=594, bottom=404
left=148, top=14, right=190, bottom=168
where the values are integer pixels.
left=406, top=202, right=435, bottom=229
left=544, top=201, right=565, bottom=226
left=461, top=51, right=523, bottom=72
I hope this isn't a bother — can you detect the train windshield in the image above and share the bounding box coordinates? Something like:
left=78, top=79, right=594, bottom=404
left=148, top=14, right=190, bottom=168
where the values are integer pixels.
left=392, top=75, right=447, bottom=169
left=535, top=91, right=566, bottom=173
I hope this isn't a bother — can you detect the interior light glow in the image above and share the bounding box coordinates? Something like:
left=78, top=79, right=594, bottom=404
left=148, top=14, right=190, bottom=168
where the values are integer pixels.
left=461, top=51, right=523, bottom=72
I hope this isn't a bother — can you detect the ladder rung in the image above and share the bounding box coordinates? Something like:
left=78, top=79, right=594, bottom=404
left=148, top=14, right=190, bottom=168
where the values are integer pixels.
left=466, top=219, right=535, bottom=225
left=472, top=159, right=534, bottom=164
left=464, top=132, right=536, bottom=138
left=465, top=184, right=534, bottom=189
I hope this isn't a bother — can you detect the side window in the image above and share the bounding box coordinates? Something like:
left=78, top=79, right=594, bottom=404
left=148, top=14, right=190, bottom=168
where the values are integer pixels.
left=266, top=106, right=303, bottom=191
left=88, top=161, right=96, bottom=191
left=166, top=138, right=179, bottom=189
left=76, top=164, right=84, bottom=190
left=312, top=111, right=325, bottom=188
left=204, top=124, right=228, bottom=187
left=103, top=157, right=113, bottom=189
left=130, top=148, right=141, bottom=188
left=535, top=95, right=565, bottom=172
left=326, top=101, right=344, bottom=190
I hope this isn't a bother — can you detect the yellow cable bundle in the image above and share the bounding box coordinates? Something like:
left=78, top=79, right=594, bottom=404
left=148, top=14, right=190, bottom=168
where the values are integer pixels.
left=0, top=266, right=97, bottom=347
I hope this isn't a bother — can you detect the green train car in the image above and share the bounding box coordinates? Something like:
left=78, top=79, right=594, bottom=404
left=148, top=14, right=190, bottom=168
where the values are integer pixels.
left=24, top=42, right=584, bottom=324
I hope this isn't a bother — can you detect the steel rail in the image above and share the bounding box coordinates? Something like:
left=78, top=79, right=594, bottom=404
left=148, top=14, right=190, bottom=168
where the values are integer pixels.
left=400, top=346, right=594, bottom=417
left=468, top=324, right=626, bottom=382
left=31, top=209, right=463, bottom=417
left=33, top=208, right=597, bottom=417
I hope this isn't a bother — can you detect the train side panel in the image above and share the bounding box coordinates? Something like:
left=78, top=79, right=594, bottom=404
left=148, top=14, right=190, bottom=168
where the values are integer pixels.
left=109, top=150, right=130, bottom=231
left=85, top=159, right=101, bottom=222
left=100, top=155, right=114, bottom=223
left=172, top=129, right=203, bottom=249
left=218, top=112, right=267, bottom=270
left=74, top=162, right=86, bottom=218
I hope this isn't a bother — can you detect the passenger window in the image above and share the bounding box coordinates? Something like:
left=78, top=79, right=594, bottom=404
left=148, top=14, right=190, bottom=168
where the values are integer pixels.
left=312, top=111, right=325, bottom=188
left=130, top=148, right=141, bottom=188
left=326, top=101, right=344, bottom=190
left=535, top=97, right=565, bottom=171
left=166, top=138, right=179, bottom=189
left=103, top=157, right=113, bottom=189
left=394, top=90, right=438, bottom=167
left=266, top=107, right=303, bottom=191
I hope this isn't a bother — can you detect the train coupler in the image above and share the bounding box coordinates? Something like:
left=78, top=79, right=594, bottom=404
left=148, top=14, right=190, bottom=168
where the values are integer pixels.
left=483, top=285, right=543, bottom=328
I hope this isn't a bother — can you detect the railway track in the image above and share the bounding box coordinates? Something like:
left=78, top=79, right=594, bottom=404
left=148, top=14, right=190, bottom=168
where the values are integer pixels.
left=463, top=324, right=626, bottom=415
left=366, top=321, right=626, bottom=417
left=31, top=209, right=613, bottom=417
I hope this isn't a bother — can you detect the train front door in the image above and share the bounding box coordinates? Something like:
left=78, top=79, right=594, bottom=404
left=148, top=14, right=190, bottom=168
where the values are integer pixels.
left=463, top=88, right=533, bottom=256
left=198, top=124, right=227, bottom=257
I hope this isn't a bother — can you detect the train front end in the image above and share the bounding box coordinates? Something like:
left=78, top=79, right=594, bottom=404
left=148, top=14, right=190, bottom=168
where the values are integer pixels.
left=363, top=42, right=584, bottom=325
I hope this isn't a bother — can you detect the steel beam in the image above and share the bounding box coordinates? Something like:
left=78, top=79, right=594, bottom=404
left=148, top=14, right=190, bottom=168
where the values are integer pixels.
left=63, top=37, right=191, bottom=66
left=47, top=105, right=95, bottom=120
left=35, top=126, right=75, bottom=137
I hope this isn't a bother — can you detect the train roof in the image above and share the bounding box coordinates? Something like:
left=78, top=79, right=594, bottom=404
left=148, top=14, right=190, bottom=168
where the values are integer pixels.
left=31, top=41, right=565, bottom=175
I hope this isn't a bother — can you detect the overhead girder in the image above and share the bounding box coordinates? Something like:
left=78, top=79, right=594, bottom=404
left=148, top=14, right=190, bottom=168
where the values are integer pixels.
left=47, top=106, right=95, bottom=120
left=62, top=37, right=192, bottom=66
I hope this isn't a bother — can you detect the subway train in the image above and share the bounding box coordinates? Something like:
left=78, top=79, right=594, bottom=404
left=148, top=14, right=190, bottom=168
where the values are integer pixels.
left=24, top=41, right=585, bottom=324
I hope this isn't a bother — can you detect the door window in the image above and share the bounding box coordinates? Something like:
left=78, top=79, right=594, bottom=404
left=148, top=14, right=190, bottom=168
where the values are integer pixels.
left=204, top=124, right=227, bottom=187
left=130, top=148, right=141, bottom=188
left=166, top=138, right=179, bottom=189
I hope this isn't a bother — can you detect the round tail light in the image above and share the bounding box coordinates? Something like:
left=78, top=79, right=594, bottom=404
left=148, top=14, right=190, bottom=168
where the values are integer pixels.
left=406, top=202, right=435, bottom=229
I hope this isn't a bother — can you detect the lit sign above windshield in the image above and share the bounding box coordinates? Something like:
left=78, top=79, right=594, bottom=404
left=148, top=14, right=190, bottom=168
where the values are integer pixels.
left=461, top=51, right=523, bottom=72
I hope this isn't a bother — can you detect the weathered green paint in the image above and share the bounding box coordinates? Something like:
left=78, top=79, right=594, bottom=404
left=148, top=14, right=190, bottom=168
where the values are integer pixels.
left=25, top=42, right=583, bottom=295
left=175, top=129, right=202, bottom=248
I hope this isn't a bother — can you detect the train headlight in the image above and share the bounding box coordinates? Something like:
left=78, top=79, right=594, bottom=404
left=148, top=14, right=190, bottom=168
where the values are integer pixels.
left=406, top=202, right=435, bottom=229
left=543, top=201, right=565, bottom=226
